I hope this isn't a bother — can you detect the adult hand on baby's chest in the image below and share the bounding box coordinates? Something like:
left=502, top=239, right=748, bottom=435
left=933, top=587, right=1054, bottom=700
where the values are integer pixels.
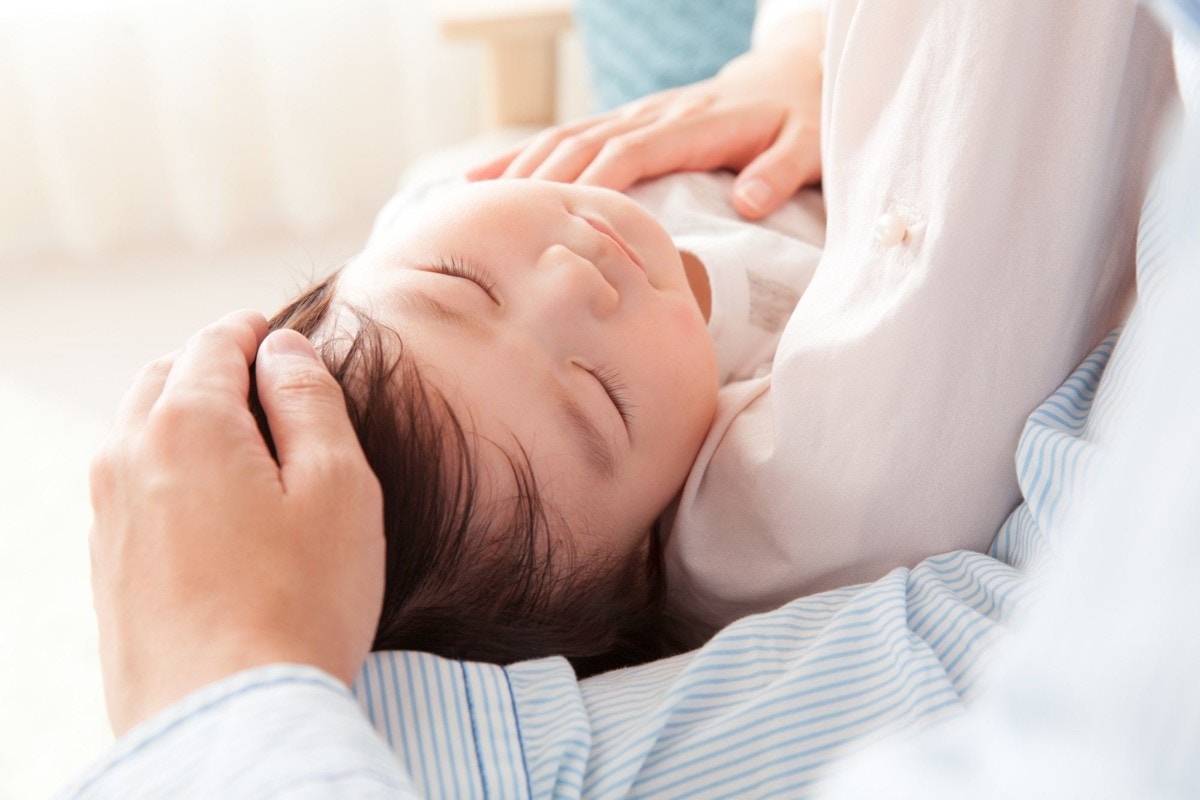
left=466, top=12, right=825, bottom=220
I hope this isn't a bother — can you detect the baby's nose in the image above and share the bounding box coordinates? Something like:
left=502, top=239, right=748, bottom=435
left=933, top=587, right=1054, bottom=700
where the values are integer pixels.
left=535, top=244, right=620, bottom=319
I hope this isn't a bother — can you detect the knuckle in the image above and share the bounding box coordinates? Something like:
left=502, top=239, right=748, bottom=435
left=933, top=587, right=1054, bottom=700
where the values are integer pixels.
left=795, top=118, right=820, bottom=138
left=531, top=125, right=572, bottom=151
left=601, top=135, right=645, bottom=161
left=147, top=390, right=243, bottom=443
left=663, top=94, right=715, bottom=121
left=781, top=115, right=819, bottom=143
left=188, top=319, right=237, bottom=347
left=272, top=363, right=343, bottom=401
left=88, top=446, right=118, bottom=499
left=187, top=312, right=261, bottom=352
left=148, top=393, right=198, bottom=428
left=268, top=369, right=351, bottom=423
left=617, top=101, right=648, bottom=120
left=89, top=446, right=113, bottom=476
left=623, top=88, right=676, bottom=117
left=559, top=130, right=604, bottom=155
left=135, top=355, right=174, bottom=384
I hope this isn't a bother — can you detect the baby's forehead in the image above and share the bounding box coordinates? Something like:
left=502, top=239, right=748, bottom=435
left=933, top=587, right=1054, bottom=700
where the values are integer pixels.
left=312, top=285, right=599, bottom=517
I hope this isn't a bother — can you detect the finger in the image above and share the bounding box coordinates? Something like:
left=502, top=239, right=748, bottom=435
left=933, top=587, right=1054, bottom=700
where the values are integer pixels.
left=500, top=114, right=616, bottom=179
left=254, top=329, right=365, bottom=492
left=731, top=114, right=821, bottom=219
left=529, top=113, right=659, bottom=184
left=575, top=118, right=712, bottom=192
left=464, top=141, right=529, bottom=181
left=160, top=309, right=268, bottom=405
left=113, top=352, right=177, bottom=432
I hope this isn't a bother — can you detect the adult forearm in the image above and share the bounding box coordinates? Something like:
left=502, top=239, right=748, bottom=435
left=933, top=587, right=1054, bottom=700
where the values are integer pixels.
left=61, top=665, right=416, bottom=798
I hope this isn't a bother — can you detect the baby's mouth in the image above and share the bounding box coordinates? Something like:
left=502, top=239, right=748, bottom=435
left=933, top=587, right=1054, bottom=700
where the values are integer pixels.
left=580, top=215, right=643, bottom=273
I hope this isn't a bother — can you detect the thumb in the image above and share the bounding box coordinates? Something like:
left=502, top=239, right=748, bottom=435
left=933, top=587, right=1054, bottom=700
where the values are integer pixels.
left=731, top=116, right=821, bottom=220
left=255, top=329, right=362, bottom=487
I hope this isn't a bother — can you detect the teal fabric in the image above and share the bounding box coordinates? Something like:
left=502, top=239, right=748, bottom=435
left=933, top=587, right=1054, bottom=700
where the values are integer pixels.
left=574, top=0, right=756, bottom=111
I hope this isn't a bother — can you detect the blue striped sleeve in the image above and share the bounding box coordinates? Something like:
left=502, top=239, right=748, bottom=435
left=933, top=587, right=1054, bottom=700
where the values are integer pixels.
left=59, top=664, right=415, bottom=799
left=358, top=539, right=1037, bottom=797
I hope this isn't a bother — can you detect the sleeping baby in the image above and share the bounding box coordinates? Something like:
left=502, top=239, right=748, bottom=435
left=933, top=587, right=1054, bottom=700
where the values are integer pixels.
left=250, top=0, right=1171, bottom=676
left=251, top=172, right=824, bottom=675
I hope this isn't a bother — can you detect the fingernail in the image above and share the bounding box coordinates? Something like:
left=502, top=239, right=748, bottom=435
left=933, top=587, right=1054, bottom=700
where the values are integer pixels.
left=264, top=330, right=317, bottom=361
left=736, top=178, right=773, bottom=213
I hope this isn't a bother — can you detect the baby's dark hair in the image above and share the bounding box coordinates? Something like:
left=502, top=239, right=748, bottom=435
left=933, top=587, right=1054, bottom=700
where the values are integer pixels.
left=248, top=269, right=676, bottom=677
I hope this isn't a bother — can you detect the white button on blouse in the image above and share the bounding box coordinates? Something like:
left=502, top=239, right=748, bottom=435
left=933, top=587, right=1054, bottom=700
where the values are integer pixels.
left=874, top=210, right=908, bottom=247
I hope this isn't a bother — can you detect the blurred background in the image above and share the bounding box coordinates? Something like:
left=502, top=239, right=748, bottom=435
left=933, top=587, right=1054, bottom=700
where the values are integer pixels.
left=0, top=0, right=590, bottom=793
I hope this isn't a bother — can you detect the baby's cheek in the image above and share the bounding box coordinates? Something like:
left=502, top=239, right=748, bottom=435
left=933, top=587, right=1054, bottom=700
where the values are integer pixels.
left=671, top=303, right=718, bottom=380
left=660, top=297, right=709, bottom=341
left=653, top=319, right=717, bottom=414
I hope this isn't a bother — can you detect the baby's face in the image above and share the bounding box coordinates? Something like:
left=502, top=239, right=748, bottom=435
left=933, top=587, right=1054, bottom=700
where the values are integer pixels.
left=336, top=179, right=718, bottom=563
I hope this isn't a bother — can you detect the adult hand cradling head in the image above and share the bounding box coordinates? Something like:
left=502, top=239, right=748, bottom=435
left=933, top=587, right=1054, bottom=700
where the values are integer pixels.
left=88, top=310, right=384, bottom=735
